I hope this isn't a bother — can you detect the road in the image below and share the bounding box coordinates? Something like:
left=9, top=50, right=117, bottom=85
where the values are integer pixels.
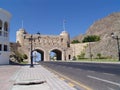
left=40, top=61, right=120, bottom=90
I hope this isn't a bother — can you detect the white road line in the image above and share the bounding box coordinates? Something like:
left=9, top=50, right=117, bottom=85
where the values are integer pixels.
left=87, top=75, right=120, bottom=87
left=103, top=73, right=115, bottom=76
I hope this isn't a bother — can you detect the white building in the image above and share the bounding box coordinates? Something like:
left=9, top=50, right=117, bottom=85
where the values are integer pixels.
left=0, top=8, right=11, bottom=64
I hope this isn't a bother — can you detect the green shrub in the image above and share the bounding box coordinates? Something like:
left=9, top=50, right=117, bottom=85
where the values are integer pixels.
left=23, top=54, right=28, bottom=59
left=97, top=53, right=101, bottom=59
left=77, top=52, right=85, bottom=59
left=82, top=35, right=100, bottom=43
left=71, top=40, right=80, bottom=44
left=72, top=56, right=76, bottom=60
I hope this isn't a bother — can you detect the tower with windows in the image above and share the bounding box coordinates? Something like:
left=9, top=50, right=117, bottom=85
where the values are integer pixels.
left=0, top=8, right=11, bottom=64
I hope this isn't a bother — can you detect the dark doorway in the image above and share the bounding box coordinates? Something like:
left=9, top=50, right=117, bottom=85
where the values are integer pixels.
left=69, top=55, right=71, bottom=60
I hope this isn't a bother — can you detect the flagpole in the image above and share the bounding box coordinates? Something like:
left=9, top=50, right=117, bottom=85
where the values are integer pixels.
left=63, top=20, right=66, bottom=31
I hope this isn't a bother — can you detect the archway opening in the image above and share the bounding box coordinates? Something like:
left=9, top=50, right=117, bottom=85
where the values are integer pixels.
left=69, top=55, right=71, bottom=60
left=33, top=49, right=44, bottom=62
left=50, top=49, right=62, bottom=61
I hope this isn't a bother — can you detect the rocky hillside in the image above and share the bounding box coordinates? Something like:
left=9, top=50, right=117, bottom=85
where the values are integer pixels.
left=86, top=12, right=120, bottom=37
left=72, top=12, right=120, bottom=59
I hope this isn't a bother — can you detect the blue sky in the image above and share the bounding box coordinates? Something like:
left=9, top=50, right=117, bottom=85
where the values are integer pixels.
left=0, top=0, right=120, bottom=42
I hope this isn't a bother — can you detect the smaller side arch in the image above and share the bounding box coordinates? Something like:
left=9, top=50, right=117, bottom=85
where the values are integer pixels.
left=49, top=48, right=62, bottom=60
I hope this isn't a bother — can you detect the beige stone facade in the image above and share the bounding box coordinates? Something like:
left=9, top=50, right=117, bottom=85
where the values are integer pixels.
left=16, top=28, right=74, bottom=61
left=16, top=28, right=88, bottom=62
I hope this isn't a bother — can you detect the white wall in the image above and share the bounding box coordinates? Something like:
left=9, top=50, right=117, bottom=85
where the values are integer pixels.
left=0, top=8, right=11, bottom=64
left=0, top=52, right=10, bottom=64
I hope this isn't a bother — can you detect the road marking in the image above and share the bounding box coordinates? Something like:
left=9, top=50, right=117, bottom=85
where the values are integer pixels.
left=48, top=69, right=92, bottom=90
left=87, top=75, right=120, bottom=87
left=43, top=65, right=92, bottom=90
left=103, top=73, right=115, bottom=76
left=59, top=74, right=92, bottom=90
left=60, top=77, right=65, bottom=80
left=68, top=82, right=75, bottom=87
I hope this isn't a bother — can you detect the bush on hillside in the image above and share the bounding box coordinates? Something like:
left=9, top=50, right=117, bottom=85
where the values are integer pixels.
left=82, top=35, right=100, bottom=43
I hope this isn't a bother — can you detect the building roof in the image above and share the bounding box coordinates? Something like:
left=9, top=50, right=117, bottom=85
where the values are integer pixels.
left=0, top=8, right=12, bottom=18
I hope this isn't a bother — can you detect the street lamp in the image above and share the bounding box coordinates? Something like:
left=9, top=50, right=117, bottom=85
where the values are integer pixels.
left=63, top=49, right=66, bottom=61
left=88, top=42, right=92, bottom=61
left=24, top=32, right=40, bottom=68
left=88, top=37, right=92, bottom=61
left=111, top=32, right=120, bottom=61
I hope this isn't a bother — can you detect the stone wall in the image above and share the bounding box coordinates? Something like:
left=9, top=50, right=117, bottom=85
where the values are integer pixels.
left=70, top=43, right=88, bottom=59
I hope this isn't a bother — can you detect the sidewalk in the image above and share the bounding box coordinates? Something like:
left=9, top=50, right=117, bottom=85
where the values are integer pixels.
left=0, top=65, right=21, bottom=90
left=10, top=65, right=81, bottom=90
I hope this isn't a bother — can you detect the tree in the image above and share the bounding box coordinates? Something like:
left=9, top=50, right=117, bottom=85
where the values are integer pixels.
left=82, top=35, right=100, bottom=43
left=71, top=40, right=80, bottom=44
left=72, top=56, right=76, bottom=60
left=23, top=54, right=28, bottom=59
left=97, top=53, right=101, bottom=59
left=77, top=52, right=85, bottom=59
left=11, top=51, right=28, bottom=63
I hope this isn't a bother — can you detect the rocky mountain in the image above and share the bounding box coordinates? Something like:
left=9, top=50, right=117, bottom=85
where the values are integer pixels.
left=71, top=34, right=84, bottom=43
left=72, top=12, right=120, bottom=59
left=86, top=12, right=120, bottom=37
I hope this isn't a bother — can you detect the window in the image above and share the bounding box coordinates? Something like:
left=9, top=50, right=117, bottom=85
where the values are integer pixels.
left=0, top=44, right=2, bottom=51
left=0, top=20, right=2, bottom=30
left=4, top=45, right=8, bottom=51
left=0, top=31, right=2, bottom=36
left=4, top=22, right=8, bottom=32
left=61, top=38, right=63, bottom=42
left=4, top=22, right=8, bottom=37
left=4, top=32, right=8, bottom=37
left=67, top=41, right=70, bottom=47
left=0, top=20, right=2, bottom=36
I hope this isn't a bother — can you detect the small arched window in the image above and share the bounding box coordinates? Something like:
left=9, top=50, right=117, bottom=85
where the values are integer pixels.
left=0, top=19, right=2, bottom=30
left=0, top=20, right=2, bottom=36
left=4, top=22, right=8, bottom=32
left=4, top=22, right=8, bottom=37
left=61, top=38, right=63, bottom=42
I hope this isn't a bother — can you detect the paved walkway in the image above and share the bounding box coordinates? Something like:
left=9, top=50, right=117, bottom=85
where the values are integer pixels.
left=6, top=65, right=81, bottom=90
left=0, top=65, right=21, bottom=90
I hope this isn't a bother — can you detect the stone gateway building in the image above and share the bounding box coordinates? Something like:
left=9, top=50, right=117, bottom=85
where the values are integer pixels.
left=16, top=28, right=74, bottom=62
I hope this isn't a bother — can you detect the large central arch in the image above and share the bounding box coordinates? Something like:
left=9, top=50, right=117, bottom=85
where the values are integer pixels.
left=34, top=49, right=44, bottom=61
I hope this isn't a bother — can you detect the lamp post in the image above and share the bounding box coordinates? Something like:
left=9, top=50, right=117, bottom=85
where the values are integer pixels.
left=64, top=49, right=66, bottom=61
left=111, top=32, right=120, bottom=61
left=24, top=32, right=40, bottom=68
left=89, top=42, right=92, bottom=61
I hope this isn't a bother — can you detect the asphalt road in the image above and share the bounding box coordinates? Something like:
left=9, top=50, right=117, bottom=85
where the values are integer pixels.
left=40, top=61, right=120, bottom=90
